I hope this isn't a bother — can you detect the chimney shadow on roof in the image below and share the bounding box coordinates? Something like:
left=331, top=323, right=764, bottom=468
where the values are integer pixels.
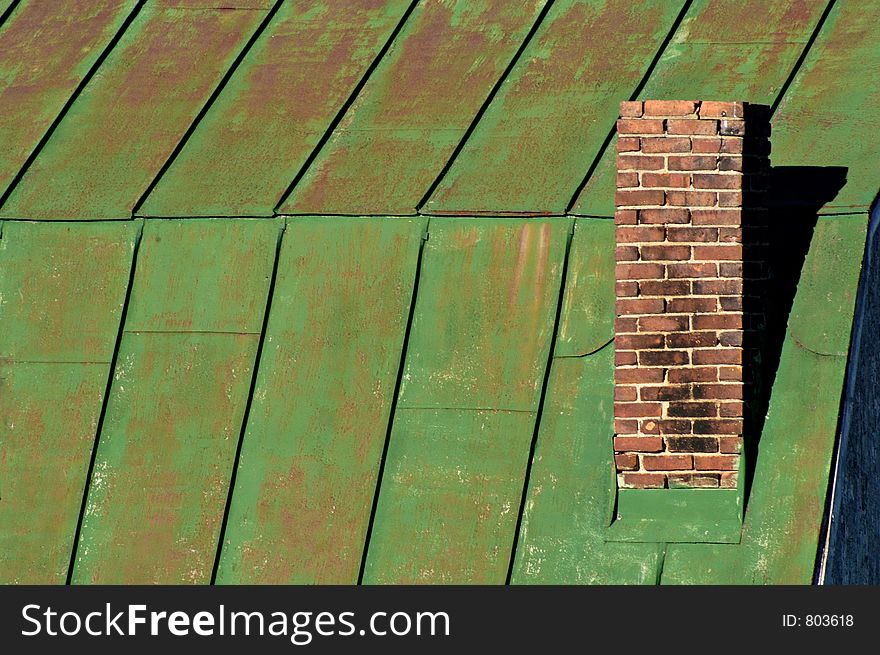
left=741, top=105, right=848, bottom=509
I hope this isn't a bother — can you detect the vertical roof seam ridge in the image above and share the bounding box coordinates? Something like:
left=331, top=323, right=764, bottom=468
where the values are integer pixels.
left=563, top=0, right=693, bottom=215
left=132, top=0, right=286, bottom=218
left=415, top=0, right=558, bottom=213
left=272, top=0, right=421, bottom=215
left=0, top=0, right=147, bottom=211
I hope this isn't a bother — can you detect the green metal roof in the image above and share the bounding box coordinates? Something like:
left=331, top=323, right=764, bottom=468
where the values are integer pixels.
left=0, top=0, right=877, bottom=584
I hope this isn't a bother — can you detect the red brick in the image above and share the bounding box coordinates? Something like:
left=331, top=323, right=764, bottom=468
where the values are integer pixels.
left=639, top=419, right=661, bottom=434
left=719, top=119, right=745, bottom=136
left=699, top=101, right=743, bottom=118
left=719, top=262, right=744, bottom=277
left=617, top=118, right=664, bottom=134
left=691, top=209, right=741, bottom=225
left=667, top=297, right=718, bottom=313
left=694, top=455, right=738, bottom=471
left=693, top=173, right=740, bottom=189
left=719, top=156, right=743, bottom=172
left=718, top=366, right=741, bottom=381
left=667, top=367, right=718, bottom=383
left=615, top=317, right=638, bottom=332
left=719, top=401, right=744, bottom=416
left=616, top=367, right=664, bottom=383
left=638, top=208, right=690, bottom=224
left=644, top=100, right=697, bottom=116
left=639, top=244, right=691, bottom=260
left=666, top=436, right=719, bottom=453
left=617, top=298, right=664, bottom=314
left=657, top=419, right=693, bottom=434
left=643, top=454, right=693, bottom=471
left=691, top=137, right=721, bottom=153
left=640, top=137, right=691, bottom=154
left=668, top=155, right=718, bottom=171
left=617, top=155, right=665, bottom=172
left=667, top=119, right=718, bottom=135
left=616, top=245, right=639, bottom=261
left=720, top=296, right=742, bottom=311
left=617, top=136, right=641, bottom=151
left=718, top=191, right=742, bottom=206
left=667, top=331, right=718, bottom=348
left=615, top=350, right=638, bottom=366
left=692, top=348, right=742, bottom=365
left=616, top=262, right=665, bottom=280
left=667, top=262, right=718, bottom=278
left=720, top=471, right=738, bottom=488
left=693, top=244, right=743, bottom=260
left=693, top=419, right=743, bottom=434
left=693, top=383, right=743, bottom=400
left=638, top=315, right=689, bottom=332
left=639, top=350, right=689, bottom=366
left=620, top=473, right=666, bottom=489
left=720, top=137, right=743, bottom=154
left=617, top=226, right=666, bottom=242
left=693, top=314, right=742, bottom=330
left=639, top=279, right=690, bottom=296
left=614, top=436, right=663, bottom=452
left=616, top=333, right=664, bottom=349
left=693, top=279, right=742, bottom=295
left=616, top=281, right=638, bottom=297
left=615, top=386, right=638, bottom=401
left=668, top=473, right=720, bottom=488
left=666, top=190, right=717, bottom=207
left=719, top=331, right=743, bottom=346
left=668, top=401, right=718, bottom=418
left=616, top=189, right=665, bottom=206
left=617, top=172, right=639, bottom=188
left=619, top=101, right=644, bottom=117
left=718, top=227, right=742, bottom=243
left=719, top=436, right=743, bottom=453
left=640, top=171, right=691, bottom=186
left=614, top=453, right=639, bottom=471
left=666, top=227, right=718, bottom=242
left=615, top=402, right=663, bottom=418
left=614, top=419, right=638, bottom=434
left=640, top=385, right=690, bottom=401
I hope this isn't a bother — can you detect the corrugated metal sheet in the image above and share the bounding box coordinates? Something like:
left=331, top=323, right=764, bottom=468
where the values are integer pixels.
left=0, top=0, right=877, bottom=585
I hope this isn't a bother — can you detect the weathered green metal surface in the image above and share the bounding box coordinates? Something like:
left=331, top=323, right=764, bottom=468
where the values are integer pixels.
left=771, top=1, right=880, bottom=214
left=0, top=221, right=136, bottom=583
left=278, top=0, right=548, bottom=216
left=0, top=1, right=270, bottom=220
left=0, top=0, right=138, bottom=201
left=362, top=218, right=568, bottom=583
left=141, top=1, right=411, bottom=217
left=424, top=0, right=684, bottom=216
left=571, top=0, right=829, bottom=217
left=217, top=216, right=424, bottom=584
left=512, top=218, right=662, bottom=583
left=662, top=216, right=867, bottom=584
left=72, top=219, right=278, bottom=584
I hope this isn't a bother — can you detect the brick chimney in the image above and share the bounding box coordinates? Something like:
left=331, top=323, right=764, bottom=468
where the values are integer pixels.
left=613, top=100, right=757, bottom=492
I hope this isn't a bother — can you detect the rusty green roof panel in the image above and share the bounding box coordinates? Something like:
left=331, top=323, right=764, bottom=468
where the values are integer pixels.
left=398, top=218, right=569, bottom=410
left=217, top=216, right=424, bottom=584
left=71, top=219, right=278, bottom=584
left=140, top=0, right=412, bottom=217
left=0, top=1, right=272, bottom=220
left=661, top=215, right=868, bottom=584
left=571, top=0, right=830, bottom=217
left=278, top=0, right=548, bottom=216
left=771, top=1, right=880, bottom=214
left=0, top=0, right=139, bottom=203
left=362, top=218, right=568, bottom=583
left=0, top=221, right=136, bottom=583
left=423, top=0, right=685, bottom=216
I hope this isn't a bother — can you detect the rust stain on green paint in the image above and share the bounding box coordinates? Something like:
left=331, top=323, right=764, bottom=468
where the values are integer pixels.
left=0, top=221, right=136, bottom=584
left=0, top=2, right=270, bottom=219
left=217, top=217, right=424, bottom=584
left=71, top=219, right=278, bottom=584
left=141, top=0, right=412, bottom=217
left=279, top=0, right=548, bottom=215
left=0, top=0, right=138, bottom=201
left=425, top=0, right=684, bottom=216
